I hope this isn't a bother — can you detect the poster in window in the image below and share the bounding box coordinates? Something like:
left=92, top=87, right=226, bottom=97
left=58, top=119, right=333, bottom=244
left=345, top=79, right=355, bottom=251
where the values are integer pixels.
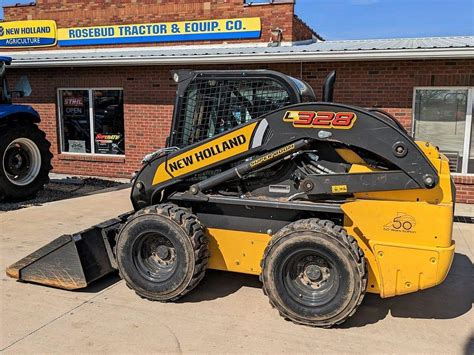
left=68, top=140, right=86, bottom=153
left=95, top=133, right=123, bottom=155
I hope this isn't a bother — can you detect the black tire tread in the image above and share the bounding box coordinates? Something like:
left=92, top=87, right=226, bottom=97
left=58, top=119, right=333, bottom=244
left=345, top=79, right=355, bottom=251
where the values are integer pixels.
left=260, top=218, right=368, bottom=328
left=117, top=203, right=208, bottom=302
left=0, top=122, right=53, bottom=201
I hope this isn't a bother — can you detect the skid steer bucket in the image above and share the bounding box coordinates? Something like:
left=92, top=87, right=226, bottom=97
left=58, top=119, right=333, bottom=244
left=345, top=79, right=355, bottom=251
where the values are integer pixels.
left=6, top=215, right=128, bottom=290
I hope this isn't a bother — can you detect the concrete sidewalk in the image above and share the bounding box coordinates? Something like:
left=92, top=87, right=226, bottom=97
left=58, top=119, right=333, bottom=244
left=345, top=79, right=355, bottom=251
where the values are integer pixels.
left=0, top=189, right=472, bottom=354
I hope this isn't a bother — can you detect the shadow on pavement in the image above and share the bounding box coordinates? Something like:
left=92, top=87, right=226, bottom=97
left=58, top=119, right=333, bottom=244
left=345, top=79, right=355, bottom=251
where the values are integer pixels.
left=341, top=252, right=473, bottom=328
left=71, top=252, right=471, bottom=327
left=0, top=178, right=129, bottom=212
left=465, top=336, right=474, bottom=355
left=74, top=269, right=261, bottom=301
left=178, top=269, right=261, bottom=303
left=75, top=272, right=122, bottom=294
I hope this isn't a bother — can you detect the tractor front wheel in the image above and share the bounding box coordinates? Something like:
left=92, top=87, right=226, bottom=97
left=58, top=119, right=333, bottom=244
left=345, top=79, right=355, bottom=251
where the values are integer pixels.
left=0, top=123, right=52, bottom=201
left=260, top=218, right=367, bottom=327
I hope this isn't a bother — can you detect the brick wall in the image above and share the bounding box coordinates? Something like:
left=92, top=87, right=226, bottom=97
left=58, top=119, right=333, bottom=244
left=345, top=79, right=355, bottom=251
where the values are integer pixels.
left=10, top=58, right=474, bottom=201
left=453, top=176, right=474, bottom=204
left=4, top=0, right=313, bottom=48
left=293, top=15, right=321, bottom=42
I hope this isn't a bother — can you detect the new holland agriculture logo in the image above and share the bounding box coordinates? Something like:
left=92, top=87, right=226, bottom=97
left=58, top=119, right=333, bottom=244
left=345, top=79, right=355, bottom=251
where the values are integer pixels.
left=384, top=213, right=416, bottom=233
left=0, top=20, right=57, bottom=48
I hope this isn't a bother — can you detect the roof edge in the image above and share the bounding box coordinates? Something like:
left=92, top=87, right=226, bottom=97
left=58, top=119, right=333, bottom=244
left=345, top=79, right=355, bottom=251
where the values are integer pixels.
left=9, top=47, right=474, bottom=68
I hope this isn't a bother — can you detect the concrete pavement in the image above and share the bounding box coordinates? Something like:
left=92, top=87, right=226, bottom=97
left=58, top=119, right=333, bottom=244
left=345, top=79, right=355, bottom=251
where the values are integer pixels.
left=0, top=189, right=472, bottom=354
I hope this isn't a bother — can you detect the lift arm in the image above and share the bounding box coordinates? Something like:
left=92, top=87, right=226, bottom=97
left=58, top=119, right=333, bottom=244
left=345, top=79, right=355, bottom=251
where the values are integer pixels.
left=131, top=102, right=438, bottom=208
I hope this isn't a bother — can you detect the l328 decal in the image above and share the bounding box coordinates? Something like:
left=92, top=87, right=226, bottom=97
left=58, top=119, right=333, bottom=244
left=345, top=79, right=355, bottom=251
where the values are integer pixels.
left=283, top=111, right=357, bottom=129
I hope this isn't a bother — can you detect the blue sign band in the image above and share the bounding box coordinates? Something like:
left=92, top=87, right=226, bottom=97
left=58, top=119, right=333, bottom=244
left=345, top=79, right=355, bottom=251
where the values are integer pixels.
left=58, top=31, right=261, bottom=47
left=0, top=37, right=55, bottom=47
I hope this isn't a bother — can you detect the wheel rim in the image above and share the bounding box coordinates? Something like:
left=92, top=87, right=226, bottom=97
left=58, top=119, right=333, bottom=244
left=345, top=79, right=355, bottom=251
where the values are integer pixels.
left=280, top=248, right=340, bottom=307
left=2, top=138, right=42, bottom=186
left=132, top=232, right=178, bottom=283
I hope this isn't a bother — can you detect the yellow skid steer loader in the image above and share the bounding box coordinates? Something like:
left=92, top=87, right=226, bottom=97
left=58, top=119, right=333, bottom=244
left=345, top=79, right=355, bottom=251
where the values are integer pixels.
left=7, top=70, right=455, bottom=327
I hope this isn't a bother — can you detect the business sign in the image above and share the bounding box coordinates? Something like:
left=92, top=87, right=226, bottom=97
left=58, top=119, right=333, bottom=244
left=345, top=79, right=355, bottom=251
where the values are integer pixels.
left=63, top=93, right=85, bottom=116
left=0, top=20, right=57, bottom=48
left=57, top=17, right=261, bottom=47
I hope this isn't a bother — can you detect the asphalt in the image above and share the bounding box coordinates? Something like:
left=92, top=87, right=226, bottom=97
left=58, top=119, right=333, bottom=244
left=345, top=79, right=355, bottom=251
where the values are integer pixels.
left=0, top=188, right=472, bottom=354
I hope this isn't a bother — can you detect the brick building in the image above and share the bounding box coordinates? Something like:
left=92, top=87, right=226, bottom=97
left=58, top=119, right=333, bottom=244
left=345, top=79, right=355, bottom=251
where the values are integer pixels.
left=1, top=1, right=474, bottom=202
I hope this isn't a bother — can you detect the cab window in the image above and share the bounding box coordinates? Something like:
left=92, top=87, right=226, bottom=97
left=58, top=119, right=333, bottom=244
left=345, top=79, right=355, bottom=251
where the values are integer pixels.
left=173, top=78, right=291, bottom=147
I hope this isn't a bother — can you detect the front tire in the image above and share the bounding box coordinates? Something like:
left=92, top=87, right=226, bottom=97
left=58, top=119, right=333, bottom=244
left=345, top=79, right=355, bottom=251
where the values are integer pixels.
left=116, top=204, right=209, bottom=301
left=0, top=123, right=52, bottom=201
left=260, top=218, right=367, bottom=327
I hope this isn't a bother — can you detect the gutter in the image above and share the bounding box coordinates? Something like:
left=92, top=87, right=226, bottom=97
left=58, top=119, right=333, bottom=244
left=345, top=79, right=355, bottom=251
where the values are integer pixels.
left=7, top=47, right=474, bottom=68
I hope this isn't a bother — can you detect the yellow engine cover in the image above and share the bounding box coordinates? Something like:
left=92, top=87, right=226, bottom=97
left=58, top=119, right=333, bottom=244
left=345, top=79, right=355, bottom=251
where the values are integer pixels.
left=342, top=200, right=455, bottom=297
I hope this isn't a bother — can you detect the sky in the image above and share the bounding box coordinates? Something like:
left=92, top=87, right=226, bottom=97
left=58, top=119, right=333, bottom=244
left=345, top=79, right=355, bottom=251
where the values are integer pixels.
left=0, top=0, right=473, bottom=40
left=295, top=0, right=474, bottom=40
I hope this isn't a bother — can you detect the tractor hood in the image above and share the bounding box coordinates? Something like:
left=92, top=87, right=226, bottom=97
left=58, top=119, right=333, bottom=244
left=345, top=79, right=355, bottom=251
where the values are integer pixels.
left=0, top=104, right=40, bottom=122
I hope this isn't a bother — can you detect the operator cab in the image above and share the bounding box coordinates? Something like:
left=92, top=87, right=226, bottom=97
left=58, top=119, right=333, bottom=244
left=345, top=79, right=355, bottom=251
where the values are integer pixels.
left=0, top=56, right=12, bottom=104
left=0, top=56, right=32, bottom=104
left=169, top=70, right=316, bottom=148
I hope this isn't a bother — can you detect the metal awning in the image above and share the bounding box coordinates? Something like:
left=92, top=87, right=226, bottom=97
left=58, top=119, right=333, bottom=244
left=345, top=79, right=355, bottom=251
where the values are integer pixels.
left=2, top=36, right=473, bottom=67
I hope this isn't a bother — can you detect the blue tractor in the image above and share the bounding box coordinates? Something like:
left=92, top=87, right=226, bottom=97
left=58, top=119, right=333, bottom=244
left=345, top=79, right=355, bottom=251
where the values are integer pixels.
left=0, top=56, right=52, bottom=200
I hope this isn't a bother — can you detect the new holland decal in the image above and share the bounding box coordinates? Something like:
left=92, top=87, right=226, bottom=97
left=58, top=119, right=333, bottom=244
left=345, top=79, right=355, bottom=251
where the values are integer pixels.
left=153, top=122, right=257, bottom=185
left=168, top=135, right=247, bottom=173
left=283, top=111, right=357, bottom=129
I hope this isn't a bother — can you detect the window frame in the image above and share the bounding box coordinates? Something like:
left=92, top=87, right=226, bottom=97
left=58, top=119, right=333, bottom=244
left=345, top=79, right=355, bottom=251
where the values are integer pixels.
left=412, top=86, right=474, bottom=176
left=57, top=87, right=125, bottom=157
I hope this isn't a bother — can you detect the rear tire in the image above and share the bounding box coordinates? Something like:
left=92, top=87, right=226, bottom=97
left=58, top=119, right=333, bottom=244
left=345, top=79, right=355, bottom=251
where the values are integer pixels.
left=116, top=204, right=208, bottom=301
left=260, top=218, right=367, bottom=327
left=0, top=123, right=52, bottom=201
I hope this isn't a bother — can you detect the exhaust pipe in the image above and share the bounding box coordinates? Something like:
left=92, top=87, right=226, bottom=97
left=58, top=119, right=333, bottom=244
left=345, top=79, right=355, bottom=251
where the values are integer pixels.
left=322, top=70, right=336, bottom=102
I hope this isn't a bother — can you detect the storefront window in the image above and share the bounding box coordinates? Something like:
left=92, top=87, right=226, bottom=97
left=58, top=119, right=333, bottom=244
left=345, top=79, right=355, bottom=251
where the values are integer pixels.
left=93, top=90, right=125, bottom=155
left=60, top=90, right=91, bottom=153
left=413, top=88, right=473, bottom=174
left=59, top=88, right=125, bottom=155
left=470, top=102, right=474, bottom=173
